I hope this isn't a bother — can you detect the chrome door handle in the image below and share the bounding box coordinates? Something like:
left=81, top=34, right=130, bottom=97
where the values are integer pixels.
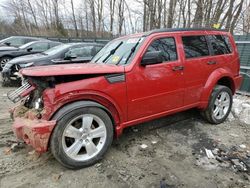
left=172, top=66, right=184, bottom=71
left=207, top=61, right=217, bottom=65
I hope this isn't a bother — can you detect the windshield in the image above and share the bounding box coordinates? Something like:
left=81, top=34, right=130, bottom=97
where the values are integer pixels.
left=0, top=37, right=23, bottom=46
left=0, top=37, right=12, bottom=43
left=43, top=44, right=71, bottom=56
left=91, top=37, right=144, bottom=65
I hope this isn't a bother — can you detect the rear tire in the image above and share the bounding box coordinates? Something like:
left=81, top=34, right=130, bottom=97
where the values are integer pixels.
left=201, top=85, right=232, bottom=124
left=1, top=79, right=21, bottom=87
left=50, top=107, right=113, bottom=169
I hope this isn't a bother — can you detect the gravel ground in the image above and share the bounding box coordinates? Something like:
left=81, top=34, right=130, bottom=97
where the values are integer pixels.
left=0, top=85, right=249, bottom=188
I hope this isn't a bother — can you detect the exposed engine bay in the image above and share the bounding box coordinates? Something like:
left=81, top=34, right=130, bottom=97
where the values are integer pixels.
left=8, top=74, right=106, bottom=119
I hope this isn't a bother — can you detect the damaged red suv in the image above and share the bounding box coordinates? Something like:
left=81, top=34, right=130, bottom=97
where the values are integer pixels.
left=9, top=28, right=242, bottom=169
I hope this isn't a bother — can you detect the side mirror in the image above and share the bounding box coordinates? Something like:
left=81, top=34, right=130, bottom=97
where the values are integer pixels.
left=141, top=51, right=163, bottom=66
left=64, top=52, right=77, bottom=60
left=4, top=42, right=11, bottom=46
left=27, top=47, right=33, bottom=52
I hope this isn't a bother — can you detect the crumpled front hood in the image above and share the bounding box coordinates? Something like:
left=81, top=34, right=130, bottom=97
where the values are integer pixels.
left=20, top=63, right=125, bottom=77
left=0, top=46, right=18, bottom=51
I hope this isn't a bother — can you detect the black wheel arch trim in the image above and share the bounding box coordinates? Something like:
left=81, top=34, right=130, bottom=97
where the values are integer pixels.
left=105, top=73, right=125, bottom=83
left=51, top=100, right=111, bottom=122
left=0, top=55, right=13, bottom=59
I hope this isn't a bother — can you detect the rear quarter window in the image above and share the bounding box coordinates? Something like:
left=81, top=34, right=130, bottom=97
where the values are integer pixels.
left=182, top=36, right=209, bottom=59
left=208, top=35, right=232, bottom=55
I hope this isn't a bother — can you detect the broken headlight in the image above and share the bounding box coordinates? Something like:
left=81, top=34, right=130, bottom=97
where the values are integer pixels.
left=34, top=97, right=43, bottom=111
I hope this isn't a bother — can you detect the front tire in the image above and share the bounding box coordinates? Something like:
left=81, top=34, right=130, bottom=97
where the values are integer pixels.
left=0, top=57, right=12, bottom=71
left=201, top=85, right=233, bottom=124
left=50, top=107, right=113, bottom=169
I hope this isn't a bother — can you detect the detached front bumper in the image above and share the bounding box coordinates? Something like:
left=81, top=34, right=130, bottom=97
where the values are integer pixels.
left=12, top=117, right=56, bottom=152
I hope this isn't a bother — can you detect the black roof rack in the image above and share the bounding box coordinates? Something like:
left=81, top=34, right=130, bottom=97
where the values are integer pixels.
left=144, top=28, right=227, bottom=36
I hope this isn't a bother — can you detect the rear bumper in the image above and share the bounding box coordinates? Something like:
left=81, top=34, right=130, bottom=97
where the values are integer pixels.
left=234, top=75, right=243, bottom=91
left=12, top=117, right=56, bottom=152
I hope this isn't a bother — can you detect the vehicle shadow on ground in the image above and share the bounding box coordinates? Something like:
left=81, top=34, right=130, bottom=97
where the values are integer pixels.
left=119, top=109, right=204, bottom=141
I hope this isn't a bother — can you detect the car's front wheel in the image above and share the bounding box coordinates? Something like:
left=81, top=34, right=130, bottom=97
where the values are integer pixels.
left=0, top=57, right=11, bottom=70
left=201, top=85, right=233, bottom=124
left=50, top=107, right=114, bottom=169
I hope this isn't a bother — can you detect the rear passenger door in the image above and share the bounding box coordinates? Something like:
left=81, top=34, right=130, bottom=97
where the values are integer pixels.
left=181, top=35, right=216, bottom=105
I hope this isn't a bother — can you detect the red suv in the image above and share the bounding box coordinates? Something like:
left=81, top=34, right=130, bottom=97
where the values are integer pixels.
left=9, top=28, right=242, bottom=169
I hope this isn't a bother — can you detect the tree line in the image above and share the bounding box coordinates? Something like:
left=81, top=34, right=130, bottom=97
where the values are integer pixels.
left=0, top=0, right=249, bottom=38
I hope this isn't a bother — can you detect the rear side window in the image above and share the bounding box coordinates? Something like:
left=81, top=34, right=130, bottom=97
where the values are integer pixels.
left=50, top=42, right=60, bottom=48
left=25, top=38, right=36, bottom=43
left=95, top=46, right=103, bottom=53
left=182, top=36, right=209, bottom=58
left=147, top=37, right=177, bottom=61
left=208, top=35, right=232, bottom=55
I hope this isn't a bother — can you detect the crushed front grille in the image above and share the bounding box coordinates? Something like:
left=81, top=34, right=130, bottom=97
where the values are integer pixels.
left=7, top=82, right=32, bottom=103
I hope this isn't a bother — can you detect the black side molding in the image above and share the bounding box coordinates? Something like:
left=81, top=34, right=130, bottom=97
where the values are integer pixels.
left=105, top=73, right=125, bottom=83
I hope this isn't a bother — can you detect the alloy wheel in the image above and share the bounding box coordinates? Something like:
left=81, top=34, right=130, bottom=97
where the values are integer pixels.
left=0, top=58, right=10, bottom=69
left=212, top=91, right=231, bottom=120
left=62, top=114, right=107, bottom=161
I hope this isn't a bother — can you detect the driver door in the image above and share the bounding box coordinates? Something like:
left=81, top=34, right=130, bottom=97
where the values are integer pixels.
left=126, top=36, right=185, bottom=121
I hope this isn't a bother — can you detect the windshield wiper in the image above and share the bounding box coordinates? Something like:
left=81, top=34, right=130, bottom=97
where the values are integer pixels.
left=124, top=38, right=141, bottom=64
left=102, top=41, right=123, bottom=63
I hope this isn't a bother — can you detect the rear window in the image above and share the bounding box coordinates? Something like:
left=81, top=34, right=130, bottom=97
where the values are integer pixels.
left=208, top=35, right=232, bottom=55
left=182, top=36, right=209, bottom=59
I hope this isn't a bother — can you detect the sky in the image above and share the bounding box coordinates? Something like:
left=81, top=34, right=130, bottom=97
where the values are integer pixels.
left=0, top=0, right=8, bottom=19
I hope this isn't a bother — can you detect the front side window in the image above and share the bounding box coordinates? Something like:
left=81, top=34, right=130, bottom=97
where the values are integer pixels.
left=208, top=35, right=232, bottom=55
left=147, top=37, right=177, bottom=62
left=67, top=46, right=94, bottom=57
left=182, top=35, right=209, bottom=58
left=29, top=42, right=49, bottom=51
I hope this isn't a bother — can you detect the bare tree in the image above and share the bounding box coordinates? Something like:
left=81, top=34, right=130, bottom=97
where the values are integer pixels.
left=117, top=0, right=125, bottom=35
left=70, top=0, right=78, bottom=37
left=167, top=0, right=177, bottom=28
left=0, top=0, right=247, bottom=37
left=109, top=0, right=116, bottom=35
left=230, top=0, right=244, bottom=33
left=193, top=0, right=204, bottom=27
left=96, top=0, right=104, bottom=33
left=27, top=0, right=38, bottom=28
